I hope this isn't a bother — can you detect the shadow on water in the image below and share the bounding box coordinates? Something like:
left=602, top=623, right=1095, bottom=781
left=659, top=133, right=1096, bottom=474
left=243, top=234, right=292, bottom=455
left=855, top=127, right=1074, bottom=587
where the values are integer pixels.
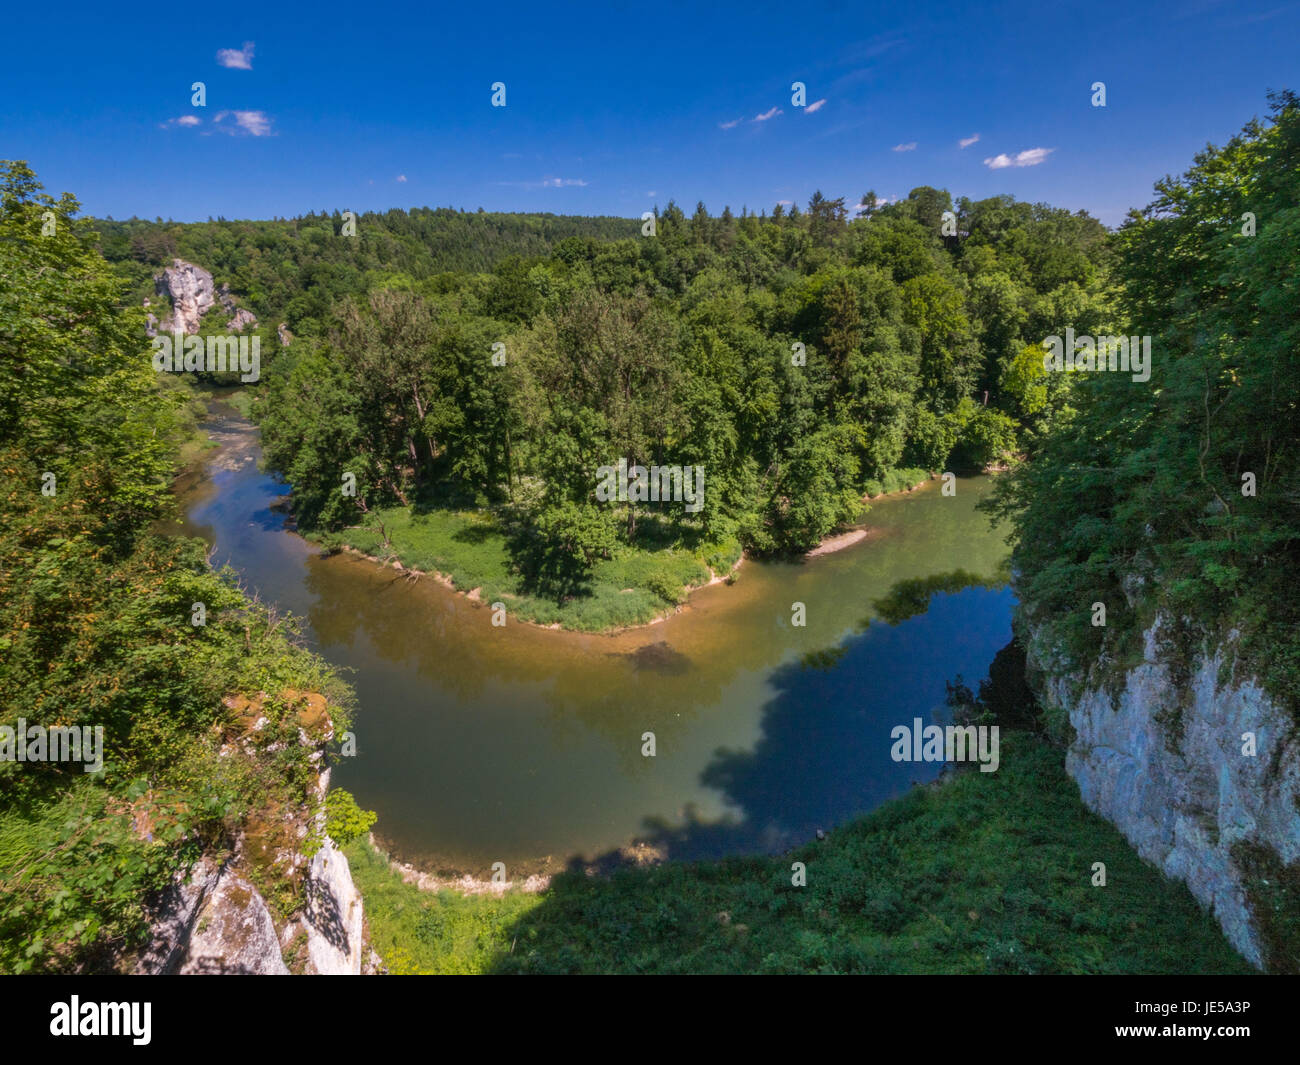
left=577, top=584, right=1015, bottom=870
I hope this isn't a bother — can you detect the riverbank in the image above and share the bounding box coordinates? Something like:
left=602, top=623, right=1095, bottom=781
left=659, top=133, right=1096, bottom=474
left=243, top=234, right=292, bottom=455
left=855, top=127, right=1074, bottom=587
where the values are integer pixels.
left=312, top=505, right=740, bottom=633
left=197, top=391, right=939, bottom=635
left=345, top=731, right=1252, bottom=974
left=305, top=477, right=932, bottom=635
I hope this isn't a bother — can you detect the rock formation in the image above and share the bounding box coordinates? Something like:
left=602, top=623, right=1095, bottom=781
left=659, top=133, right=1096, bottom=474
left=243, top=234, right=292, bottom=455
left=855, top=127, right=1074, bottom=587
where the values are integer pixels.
left=1028, top=616, right=1300, bottom=970
left=146, top=259, right=258, bottom=337
left=153, top=259, right=216, bottom=334
left=133, top=692, right=366, bottom=975
left=227, top=308, right=259, bottom=332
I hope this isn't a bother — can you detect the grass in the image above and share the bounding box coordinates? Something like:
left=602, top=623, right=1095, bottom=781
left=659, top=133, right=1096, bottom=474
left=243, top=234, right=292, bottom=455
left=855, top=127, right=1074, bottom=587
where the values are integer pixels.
left=320, top=505, right=738, bottom=632
left=345, top=841, right=542, bottom=975
left=863, top=467, right=931, bottom=499
left=347, top=732, right=1253, bottom=975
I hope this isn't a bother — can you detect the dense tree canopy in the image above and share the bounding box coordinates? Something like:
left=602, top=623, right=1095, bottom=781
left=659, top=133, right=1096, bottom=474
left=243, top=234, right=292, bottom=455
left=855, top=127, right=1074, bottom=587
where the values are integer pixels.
left=0, top=162, right=350, bottom=973
left=990, top=91, right=1300, bottom=724
left=135, top=185, right=1114, bottom=566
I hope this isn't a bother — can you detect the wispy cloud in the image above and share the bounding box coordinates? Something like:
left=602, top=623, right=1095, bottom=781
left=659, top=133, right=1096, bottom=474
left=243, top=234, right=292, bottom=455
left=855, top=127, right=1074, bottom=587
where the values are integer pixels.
left=753, top=107, right=783, bottom=122
left=496, top=176, right=589, bottom=189
left=983, top=147, right=1054, bottom=169
left=216, top=42, right=255, bottom=70
left=854, top=193, right=898, bottom=214
left=213, top=110, right=274, bottom=136
left=804, top=98, right=827, bottom=114
left=160, top=115, right=202, bottom=129
left=892, top=141, right=917, bottom=152
left=718, top=117, right=744, bottom=130
left=396, top=174, right=407, bottom=183
left=1236, top=3, right=1297, bottom=22
left=959, top=133, right=980, bottom=148
left=838, top=33, right=907, bottom=64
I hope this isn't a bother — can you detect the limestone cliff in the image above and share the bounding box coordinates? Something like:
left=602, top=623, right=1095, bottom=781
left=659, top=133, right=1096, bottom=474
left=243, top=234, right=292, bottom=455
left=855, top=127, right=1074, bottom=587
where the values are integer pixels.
left=133, top=693, right=366, bottom=976
left=152, top=259, right=216, bottom=334
left=146, top=259, right=258, bottom=337
left=1027, top=616, right=1300, bottom=971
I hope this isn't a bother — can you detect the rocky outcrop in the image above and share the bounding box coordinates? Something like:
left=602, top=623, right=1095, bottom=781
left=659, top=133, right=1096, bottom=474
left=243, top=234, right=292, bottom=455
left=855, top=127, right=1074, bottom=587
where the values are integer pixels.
left=133, top=856, right=225, bottom=974
left=277, top=322, right=293, bottom=347
left=284, top=835, right=364, bottom=974
left=148, top=260, right=258, bottom=337
left=227, top=308, right=259, bottom=332
left=217, top=282, right=238, bottom=316
left=154, top=259, right=216, bottom=334
left=1029, top=616, right=1300, bottom=970
left=135, top=691, right=367, bottom=975
left=177, top=870, right=290, bottom=975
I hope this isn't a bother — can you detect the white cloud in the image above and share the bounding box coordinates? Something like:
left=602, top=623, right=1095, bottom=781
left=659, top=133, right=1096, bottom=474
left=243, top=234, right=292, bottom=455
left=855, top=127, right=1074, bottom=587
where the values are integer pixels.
left=719, top=117, right=743, bottom=130
left=494, top=177, right=588, bottom=189
left=983, top=147, right=1055, bottom=169
left=160, top=115, right=202, bottom=129
left=216, top=42, right=255, bottom=70
left=959, top=133, right=980, bottom=148
left=396, top=174, right=407, bottom=183
left=213, top=110, right=274, bottom=136
left=804, top=98, right=827, bottom=114
left=647, top=190, right=657, bottom=197
left=854, top=193, right=898, bottom=214
left=892, top=141, right=917, bottom=152
left=753, top=107, right=783, bottom=122
left=777, top=199, right=793, bottom=206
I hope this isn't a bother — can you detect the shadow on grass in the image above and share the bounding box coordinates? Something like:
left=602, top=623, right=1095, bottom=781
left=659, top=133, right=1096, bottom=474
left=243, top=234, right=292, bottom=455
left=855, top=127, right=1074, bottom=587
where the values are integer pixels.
left=450, top=522, right=498, bottom=545
left=482, top=622, right=1252, bottom=974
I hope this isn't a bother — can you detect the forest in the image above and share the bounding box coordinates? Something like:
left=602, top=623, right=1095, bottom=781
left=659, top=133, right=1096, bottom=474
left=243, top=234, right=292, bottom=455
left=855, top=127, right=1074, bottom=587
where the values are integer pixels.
left=95, top=179, right=1111, bottom=621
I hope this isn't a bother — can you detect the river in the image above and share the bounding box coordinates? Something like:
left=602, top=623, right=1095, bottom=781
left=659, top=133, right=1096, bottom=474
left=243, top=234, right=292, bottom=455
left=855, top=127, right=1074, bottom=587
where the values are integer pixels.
left=178, top=400, right=1015, bottom=877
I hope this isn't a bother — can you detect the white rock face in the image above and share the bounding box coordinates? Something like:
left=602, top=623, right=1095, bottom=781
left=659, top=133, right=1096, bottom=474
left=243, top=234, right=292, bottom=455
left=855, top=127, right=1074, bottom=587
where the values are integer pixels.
left=1033, top=617, right=1300, bottom=969
left=227, top=307, right=259, bottom=332
left=298, top=837, right=365, bottom=974
left=136, top=699, right=367, bottom=975
left=177, top=870, right=290, bottom=975
left=133, top=856, right=224, bottom=974
left=154, top=259, right=217, bottom=334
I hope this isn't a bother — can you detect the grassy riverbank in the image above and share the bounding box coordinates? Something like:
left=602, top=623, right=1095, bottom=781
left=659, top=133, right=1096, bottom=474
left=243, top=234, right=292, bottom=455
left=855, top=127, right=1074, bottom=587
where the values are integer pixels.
left=296, top=466, right=929, bottom=634
left=346, top=731, right=1251, bottom=975
left=315, top=506, right=743, bottom=632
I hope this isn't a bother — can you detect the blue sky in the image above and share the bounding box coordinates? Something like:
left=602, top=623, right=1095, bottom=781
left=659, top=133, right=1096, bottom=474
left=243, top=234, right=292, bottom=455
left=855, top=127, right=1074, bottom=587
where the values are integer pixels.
left=4, top=0, right=1297, bottom=227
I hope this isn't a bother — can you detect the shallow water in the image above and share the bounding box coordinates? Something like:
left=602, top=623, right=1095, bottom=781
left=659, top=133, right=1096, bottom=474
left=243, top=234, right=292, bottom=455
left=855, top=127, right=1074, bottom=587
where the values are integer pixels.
left=179, top=402, right=1015, bottom=876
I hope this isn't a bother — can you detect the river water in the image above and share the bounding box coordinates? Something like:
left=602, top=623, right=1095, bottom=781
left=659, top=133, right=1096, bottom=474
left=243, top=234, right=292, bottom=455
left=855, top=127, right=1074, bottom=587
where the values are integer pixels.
left=178, top=402, right=1015, bottom=877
